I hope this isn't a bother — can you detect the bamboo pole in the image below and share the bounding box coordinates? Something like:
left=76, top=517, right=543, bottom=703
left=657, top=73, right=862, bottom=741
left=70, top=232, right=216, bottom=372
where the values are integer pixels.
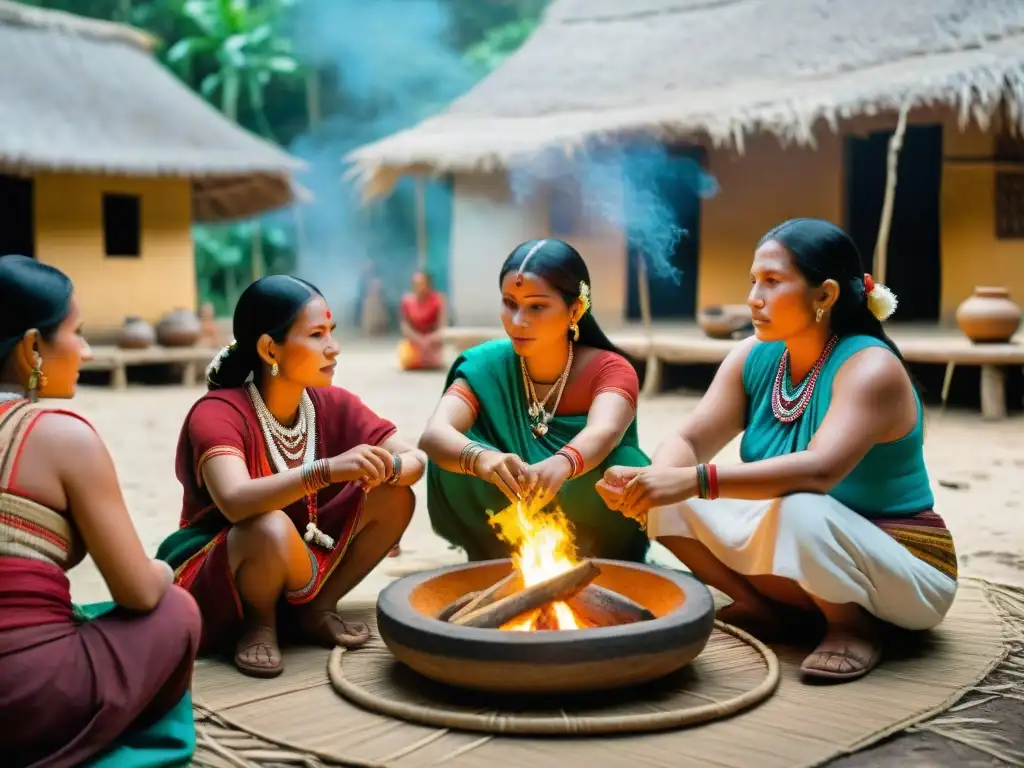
left=873, top=100, right=912, bottom=285
left=636, top=253, right=661, bottom=397
left=414, top=178, right=428, bottom=270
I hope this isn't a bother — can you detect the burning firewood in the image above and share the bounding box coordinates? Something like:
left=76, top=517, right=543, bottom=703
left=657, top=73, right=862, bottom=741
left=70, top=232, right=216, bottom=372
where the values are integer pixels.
left=447, top=571, right=523, bottom=623
left=565, top=585, right=655, bottom=627
left=452, top=560, right=601, bottom=629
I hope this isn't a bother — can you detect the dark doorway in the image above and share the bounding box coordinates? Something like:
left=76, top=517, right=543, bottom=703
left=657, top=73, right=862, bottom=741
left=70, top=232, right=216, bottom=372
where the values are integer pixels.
left=625, top=145, right=706, bottom=320
left=844, top=124, right=943, bottom=321
left=0, top=174, right=35, bottom=259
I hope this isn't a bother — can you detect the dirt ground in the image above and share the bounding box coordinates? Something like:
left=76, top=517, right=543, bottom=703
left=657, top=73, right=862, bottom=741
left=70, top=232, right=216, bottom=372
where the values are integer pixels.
left=62, top=340, right=1024, bottom=765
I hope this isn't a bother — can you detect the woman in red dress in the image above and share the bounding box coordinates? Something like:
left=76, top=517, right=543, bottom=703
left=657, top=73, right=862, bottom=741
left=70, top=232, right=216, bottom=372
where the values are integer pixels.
left=0, top=255, right=200, bottom=767
left=397, top=270, right=446, bottom=371
left=157, top=275, right=424, bottom=678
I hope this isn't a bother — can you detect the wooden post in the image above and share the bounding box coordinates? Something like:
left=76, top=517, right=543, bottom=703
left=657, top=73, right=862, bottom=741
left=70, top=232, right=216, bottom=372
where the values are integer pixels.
left=415, top=178, right=428, bottom=270
left=636, top=253, right=661, bottom=397
left=251, top=220, right=264, bottom=280
left=980, top=365, right=1007, bottom=420
left=873, top=100, right=912, bottom=285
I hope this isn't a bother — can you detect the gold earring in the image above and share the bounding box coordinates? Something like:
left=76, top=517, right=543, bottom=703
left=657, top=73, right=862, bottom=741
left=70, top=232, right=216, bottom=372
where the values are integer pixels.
left=270, top=362, right=279, bottom=377
left=815, top=307, right=824, bottom=323
left=27, top=358, right=46, bottom=402
left=570, top=323, right=580, bottom=342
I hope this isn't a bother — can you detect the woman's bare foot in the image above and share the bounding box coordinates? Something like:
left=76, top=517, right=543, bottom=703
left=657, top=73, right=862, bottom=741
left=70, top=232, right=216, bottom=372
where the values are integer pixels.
left=234, top=624, right=284, bottom=678
left=301, top=610, right=372, bottom=648
left=801, top=613, right=883, bottom=682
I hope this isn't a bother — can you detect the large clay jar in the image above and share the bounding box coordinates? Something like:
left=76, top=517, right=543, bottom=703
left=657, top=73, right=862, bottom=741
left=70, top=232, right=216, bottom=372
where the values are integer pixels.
left=156, top=308, right=202, bottom=347
left=698, top=304, right=753, bottom=340
left=955, top=287, right=1022, bottom=344
left=117, top=316, right=156, bottom=350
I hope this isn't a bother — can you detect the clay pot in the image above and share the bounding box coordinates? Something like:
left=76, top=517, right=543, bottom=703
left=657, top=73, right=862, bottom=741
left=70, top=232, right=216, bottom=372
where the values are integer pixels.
left=955, top=287, right=1022, bottom=344
left=116, top=316, right=156, bottom=350
left=155, top=308, right=202, bottom=348
left=698, top=304, right=753, bottom=340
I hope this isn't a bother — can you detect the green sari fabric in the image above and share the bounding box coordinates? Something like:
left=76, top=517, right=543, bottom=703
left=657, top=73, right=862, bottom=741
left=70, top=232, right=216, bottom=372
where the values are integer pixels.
left=427, top=340, right=651, bottom=562
left=73, top=601, right=196, bottom=768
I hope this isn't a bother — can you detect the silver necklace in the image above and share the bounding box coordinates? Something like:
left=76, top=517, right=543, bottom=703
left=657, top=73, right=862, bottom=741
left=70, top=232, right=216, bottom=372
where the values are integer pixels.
left=246, top=383, right=317, bottom=472
left=519, top=343, right=573, bottom=437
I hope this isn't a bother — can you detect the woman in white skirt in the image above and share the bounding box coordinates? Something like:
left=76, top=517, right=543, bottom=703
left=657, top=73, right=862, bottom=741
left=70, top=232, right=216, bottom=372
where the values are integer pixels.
left=599, top=219, right=958, bottom=683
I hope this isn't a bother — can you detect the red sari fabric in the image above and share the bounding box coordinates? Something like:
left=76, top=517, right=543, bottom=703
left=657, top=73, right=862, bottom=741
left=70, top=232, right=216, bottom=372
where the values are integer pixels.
left=398, top=291, right=444, bottom=370
left=169, top=386, right=396, bottom=651
left=0, top=399, right=200, bottom=768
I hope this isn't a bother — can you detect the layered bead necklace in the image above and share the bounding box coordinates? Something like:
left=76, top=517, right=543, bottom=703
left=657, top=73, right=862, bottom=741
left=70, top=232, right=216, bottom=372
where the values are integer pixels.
left=770, top=335, right=838, bottom=423
left=247, top=382, right=332, bottom=549
left=520, top=342, right=574, bottom=437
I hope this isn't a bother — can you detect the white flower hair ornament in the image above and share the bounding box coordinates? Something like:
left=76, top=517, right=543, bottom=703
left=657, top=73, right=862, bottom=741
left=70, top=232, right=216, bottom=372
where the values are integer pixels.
left=205, top=340, right=237, bottom=384
left=863, top=273, right=898, bottom=322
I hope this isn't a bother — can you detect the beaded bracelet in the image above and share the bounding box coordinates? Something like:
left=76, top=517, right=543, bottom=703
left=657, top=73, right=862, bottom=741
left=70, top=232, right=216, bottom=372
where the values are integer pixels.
left=695, top=463, right=720, bottom=500
left=555, top=445, right=584, bottom=479
left=301, top=458, right=332, bottom=495
left=387, top=453, right=403, bottom=485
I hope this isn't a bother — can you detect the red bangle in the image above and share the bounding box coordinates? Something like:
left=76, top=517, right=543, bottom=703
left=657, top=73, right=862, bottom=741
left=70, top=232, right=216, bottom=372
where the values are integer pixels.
left=556, top=446, right=584, bottom=479
left=707, top=463, right=719, bottom=500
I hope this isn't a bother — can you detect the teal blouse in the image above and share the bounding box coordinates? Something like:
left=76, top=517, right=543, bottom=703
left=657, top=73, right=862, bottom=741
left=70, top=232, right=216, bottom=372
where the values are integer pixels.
left=740, top=335, right=934, bottom=518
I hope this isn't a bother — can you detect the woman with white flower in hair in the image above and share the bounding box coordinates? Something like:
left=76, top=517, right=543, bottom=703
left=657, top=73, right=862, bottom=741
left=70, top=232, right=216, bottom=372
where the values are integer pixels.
left=600, top=218, right=957, bottom=683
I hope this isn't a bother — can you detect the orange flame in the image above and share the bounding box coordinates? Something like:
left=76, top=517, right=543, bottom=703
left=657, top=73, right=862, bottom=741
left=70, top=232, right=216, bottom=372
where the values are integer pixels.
left=488, top=496, right=582, bottom=631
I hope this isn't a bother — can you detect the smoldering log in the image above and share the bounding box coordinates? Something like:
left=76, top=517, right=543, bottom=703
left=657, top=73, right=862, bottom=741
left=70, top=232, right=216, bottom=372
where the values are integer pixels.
left=448, top=571, right=522, bottom=623
left=565, top=585, right=656, bottom=627
left=437, top=591, right=481, bottom=622
left=453, top=560, right=601, bottom=629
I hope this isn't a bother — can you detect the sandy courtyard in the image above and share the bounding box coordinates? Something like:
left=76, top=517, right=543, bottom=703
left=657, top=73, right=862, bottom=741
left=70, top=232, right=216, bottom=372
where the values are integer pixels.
left=65, top=340, right=1024, bottom=605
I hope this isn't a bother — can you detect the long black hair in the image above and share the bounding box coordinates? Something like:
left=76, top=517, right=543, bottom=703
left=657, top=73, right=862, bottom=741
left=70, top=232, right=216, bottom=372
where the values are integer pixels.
left=498, top=239, right=641, bottom=378
left=0, top=254, right=74, bottom=368
left=758, top=219, right=907, bottom=362
left=207, top=275, right=323, bottom=390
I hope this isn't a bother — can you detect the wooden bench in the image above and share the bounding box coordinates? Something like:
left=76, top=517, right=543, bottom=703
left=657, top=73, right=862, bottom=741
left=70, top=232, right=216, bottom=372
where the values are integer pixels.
left=81, top=345, right=220, bottom=390
left=442, top=326, right=1024, bottom=420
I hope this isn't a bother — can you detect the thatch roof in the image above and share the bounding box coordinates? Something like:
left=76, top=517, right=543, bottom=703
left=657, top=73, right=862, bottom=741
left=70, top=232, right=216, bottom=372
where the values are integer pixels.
left=347, top=0, right=1024, bottom=196
left=0, top=1, right=305, bottom=222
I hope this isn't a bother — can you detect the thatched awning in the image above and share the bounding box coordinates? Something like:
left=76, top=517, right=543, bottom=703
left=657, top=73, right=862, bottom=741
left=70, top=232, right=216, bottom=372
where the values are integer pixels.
left=0, top=1, right=305, bottom=222
left=347, top=0, right=1024, bottom=197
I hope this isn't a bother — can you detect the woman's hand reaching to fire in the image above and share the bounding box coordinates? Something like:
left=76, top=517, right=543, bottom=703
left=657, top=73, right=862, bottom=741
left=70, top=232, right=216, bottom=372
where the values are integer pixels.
left=597, top=465, right=698, bottom=520
left=474, top=450, right=530, bottom=502
left=521, top=455, right=574, bottom=509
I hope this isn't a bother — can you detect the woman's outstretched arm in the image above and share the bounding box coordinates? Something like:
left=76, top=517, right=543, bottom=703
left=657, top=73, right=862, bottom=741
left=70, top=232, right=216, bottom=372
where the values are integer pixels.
left=417, top=379, right=482, bottom=473
left=650, top=337, right=755, bottom=467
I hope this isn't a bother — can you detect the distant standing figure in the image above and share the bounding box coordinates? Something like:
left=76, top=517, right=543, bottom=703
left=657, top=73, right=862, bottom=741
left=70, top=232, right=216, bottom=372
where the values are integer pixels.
left=361, top=277, right=390, bottom=336
left=397, top=270, right=446, bottom=372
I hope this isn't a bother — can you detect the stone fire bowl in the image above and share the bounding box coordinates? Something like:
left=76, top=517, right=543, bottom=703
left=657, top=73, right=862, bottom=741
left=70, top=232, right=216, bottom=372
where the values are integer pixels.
left=376, top=558, right=715, bottom=695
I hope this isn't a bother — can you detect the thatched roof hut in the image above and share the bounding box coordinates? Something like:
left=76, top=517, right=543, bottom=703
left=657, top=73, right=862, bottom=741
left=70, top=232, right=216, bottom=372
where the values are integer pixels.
left=0, top=1, right=304, bottom=221
left=347, top=0, right=1024, bottom=196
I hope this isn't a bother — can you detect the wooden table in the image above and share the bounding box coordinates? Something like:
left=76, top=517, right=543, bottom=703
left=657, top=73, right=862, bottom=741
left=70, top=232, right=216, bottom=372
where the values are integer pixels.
left=81, top=345, right=220, bottom=390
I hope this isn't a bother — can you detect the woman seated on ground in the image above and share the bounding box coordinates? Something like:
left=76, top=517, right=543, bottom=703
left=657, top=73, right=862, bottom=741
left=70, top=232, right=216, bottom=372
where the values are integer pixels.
left=156, top=276, right=424, bottom=679
left=419, top=238, right=650, bottom=562
left=398, top=269, right=447, bottom=372
left=0, top=255, right=200, bottom=767
left=599, top=219, right=958, bottom=683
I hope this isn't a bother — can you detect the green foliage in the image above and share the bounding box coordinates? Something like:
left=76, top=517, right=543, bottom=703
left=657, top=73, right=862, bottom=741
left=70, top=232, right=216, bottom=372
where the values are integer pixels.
left=14, top=0, right=548, bottom=314
left=463, top=17, right=539, bottom=73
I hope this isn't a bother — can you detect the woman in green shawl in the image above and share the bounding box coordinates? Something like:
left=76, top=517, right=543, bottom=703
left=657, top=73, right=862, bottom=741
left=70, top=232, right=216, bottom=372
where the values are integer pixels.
left=419, top=238, right=650, bottom=562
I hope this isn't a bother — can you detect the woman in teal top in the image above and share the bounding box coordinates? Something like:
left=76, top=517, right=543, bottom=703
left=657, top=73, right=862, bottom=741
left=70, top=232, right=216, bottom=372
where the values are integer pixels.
left=419, top=238, right=651, bottom=563
left=599, top=219, right=958, bottom=684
